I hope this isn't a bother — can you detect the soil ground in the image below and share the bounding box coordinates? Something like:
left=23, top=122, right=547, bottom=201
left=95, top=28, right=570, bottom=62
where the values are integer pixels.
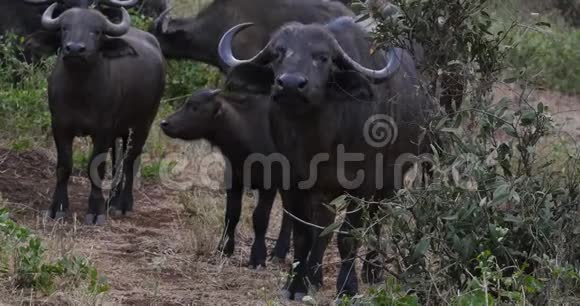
left=0, top=147, right=345, bottom=305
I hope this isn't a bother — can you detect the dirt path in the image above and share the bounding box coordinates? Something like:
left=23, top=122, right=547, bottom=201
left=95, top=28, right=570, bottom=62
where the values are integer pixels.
left=0, top=148, right=342, bottom=305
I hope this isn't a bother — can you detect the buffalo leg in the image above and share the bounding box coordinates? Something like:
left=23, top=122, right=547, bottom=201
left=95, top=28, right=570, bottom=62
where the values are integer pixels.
left=307, top=201, right=335, bottom=289
left=86, top=136, right=110, bottom=225
left=108, top=137, right=125, bottom=215
left=249, top=188, right=277, bottom=269
left=283, top=190, right=312, bottom=301
left=50, top=129, right=73, bottom=219
left=336, top=202, right=364, bottom=297
left=218, top=181, right=243, bottom=256
left=362, top=206, right=385, bottom=284
left=118, top=133, right=144, bottom=215
left=272, top=190, right=292, bottom=261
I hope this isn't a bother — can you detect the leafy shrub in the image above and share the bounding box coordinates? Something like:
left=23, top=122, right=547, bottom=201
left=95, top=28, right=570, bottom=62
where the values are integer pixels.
left=506, top=26, right=580, bottom=94
left=0, top=207, right=109, bottom=296
left=332, top=1, right=580, bottom=304
left=164, top=60, right=221, bottom=105
left=0, top=33, right=53, bottom=145
left=363, top=0, right=512, bottom=112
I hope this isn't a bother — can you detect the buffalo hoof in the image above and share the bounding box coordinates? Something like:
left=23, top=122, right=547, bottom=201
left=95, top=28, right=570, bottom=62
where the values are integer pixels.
left=54, top=211, right=66, bottom=220
left=269, top=256, right=286, bottom=265
left=361, top=268, right=384, bottom=284
left=362, top=261, right=385, bottom=284
left=109, top=207, right=123, bottom=217
left=217, top=238, right=235, bottom=256
left=110, top=208, right=132, bottom=218
left=45, top=210, right=66, bottom=220
left=85, top=214, right=95, bottom=225
left=279, top=289, right=306, bottom=300
left=95, top=214, right=106, bottom=225
left=85, top=214, right=107, bottom=225
left=280, top=289, right=292, bottom=300
left=294, top=292, right=307, bottom=301
left=248, top=263, right=266, bottom=270
left=280, top=288, right=307, bottom=301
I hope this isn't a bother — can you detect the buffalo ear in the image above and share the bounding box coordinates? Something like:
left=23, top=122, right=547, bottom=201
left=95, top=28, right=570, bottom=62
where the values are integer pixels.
left=328, top=70, right=374, bottom=102
left=225, top=64, right=274, bottom=94
left=101, top=38, right=137, bottom=58
left=24, top=31, right=60, bottom=56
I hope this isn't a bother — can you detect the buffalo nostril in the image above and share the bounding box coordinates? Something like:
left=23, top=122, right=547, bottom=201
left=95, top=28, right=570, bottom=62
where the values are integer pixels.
left=160, top=120, right=169, bottom=128
left=297, top=77, right=308, bottom=90
left=276, top=76, right=285, bottom=88
left=64, top=43, right=86, bottom=54
left=276, top=73, right=308, bottom=91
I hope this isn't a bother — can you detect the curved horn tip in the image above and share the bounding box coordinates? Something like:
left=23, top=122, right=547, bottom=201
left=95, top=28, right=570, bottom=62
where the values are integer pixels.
left=153, top=6, right=173, bottom=33
left=104, top=7, right=132, bottom=36
left=41, top=3, right=61, bottom=31
left=23, top=0, right=54, bottom=4
left=100, top=0, right=138, bottom=8
left=218, top=23, right=258, bottom=68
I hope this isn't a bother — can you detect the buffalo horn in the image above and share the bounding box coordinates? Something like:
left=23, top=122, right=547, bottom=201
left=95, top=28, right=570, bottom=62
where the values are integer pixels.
left=332, top=38, right=402, bottom=81
left=99, top=0, right=137, bottom=8
left=41, top=3, right=62, bottom=31
left=103, top=7, right=131, bottom=36
left=218, top=23, right=273, bottom=68
left=153, top=6, right=173, bottom=33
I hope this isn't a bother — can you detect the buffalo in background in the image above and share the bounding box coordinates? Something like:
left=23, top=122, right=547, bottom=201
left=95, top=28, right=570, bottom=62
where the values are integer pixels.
left=150, top=0, right=353, bottom=72
left=218, top=16, right=433, bottom=299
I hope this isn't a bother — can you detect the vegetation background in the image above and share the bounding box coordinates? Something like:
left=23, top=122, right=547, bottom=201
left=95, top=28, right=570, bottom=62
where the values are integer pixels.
left=0, top=0, right=578, bottom=304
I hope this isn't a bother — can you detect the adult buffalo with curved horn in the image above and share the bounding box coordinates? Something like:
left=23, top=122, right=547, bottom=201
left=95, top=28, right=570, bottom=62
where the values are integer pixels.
left=218, top=16, right=433, bottom=299
left=40, top=3, right=165, bottom=225
left=1, top=0, right=166, bottom=65
left=150, top=0, right=353, bottom=72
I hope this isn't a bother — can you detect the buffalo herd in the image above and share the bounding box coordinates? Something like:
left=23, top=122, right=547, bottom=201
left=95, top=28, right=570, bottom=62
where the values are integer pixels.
left=2, top=0, right=434, bottom=300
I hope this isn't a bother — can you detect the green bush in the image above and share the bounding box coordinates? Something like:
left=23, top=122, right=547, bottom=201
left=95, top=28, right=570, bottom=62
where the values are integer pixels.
left=0, top=207, right=109, bottom=296
left=506, top=26, right=580, bottom=94
left=164, top=60, right=221, bottom=105
left=333, top=1, right=580, bottom=304
left=0, top=33, right=53, bottom=145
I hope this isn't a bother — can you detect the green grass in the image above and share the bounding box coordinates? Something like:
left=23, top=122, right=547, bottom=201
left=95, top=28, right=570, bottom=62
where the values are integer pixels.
left=506, top=26, right=580, bottom=94
left=0, top=205, right=109, bottom=297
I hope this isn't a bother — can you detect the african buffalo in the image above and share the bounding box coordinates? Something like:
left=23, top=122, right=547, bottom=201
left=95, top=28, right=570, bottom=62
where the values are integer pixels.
left=150, top=0, right=353, bottom=71
left=39, top=3, right=165, bottom=225
left=218, top=16, right=433, bottom=299
left=160, top=87, right=293, bottom=267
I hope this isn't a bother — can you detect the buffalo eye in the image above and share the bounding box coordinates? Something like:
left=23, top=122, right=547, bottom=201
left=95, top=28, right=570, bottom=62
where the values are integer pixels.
left=274, top=46, right=286, bottom=60
left=186, top=102, right=198, bottom=112
left=313, top=53, right=329, bottom=64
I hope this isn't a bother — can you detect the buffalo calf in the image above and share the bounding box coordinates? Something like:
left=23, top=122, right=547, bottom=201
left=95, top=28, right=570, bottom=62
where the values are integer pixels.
left=160, top=87, right=292, bottom=268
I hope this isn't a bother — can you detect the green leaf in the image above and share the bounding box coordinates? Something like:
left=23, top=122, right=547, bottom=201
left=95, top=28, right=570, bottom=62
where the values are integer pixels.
left=410, top=236, right=430, bottom=261
left=491, top=184, right=510, bottom=206
left=502, top=125, right=517, bottom=137
left=534, top=21, right=551, bottom=28
left=520, top=111, right=536, bottom=126
left=319, top=221, right=341, bottom=237
left=457, top=290, right=495, bottom=306
left=330, top=194, right=348, bottom=209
